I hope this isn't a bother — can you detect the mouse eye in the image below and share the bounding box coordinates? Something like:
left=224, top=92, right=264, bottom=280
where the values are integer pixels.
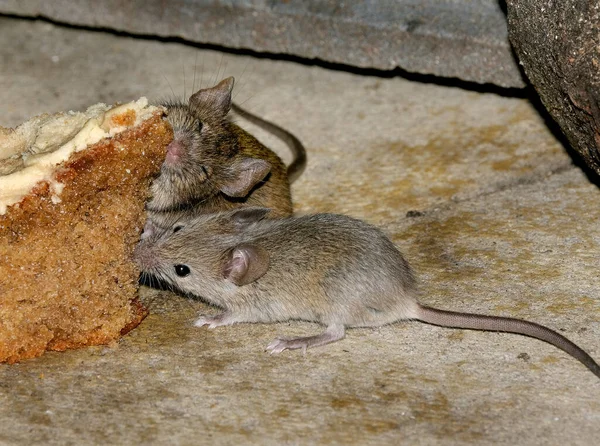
left=173, top=225, right=184, bottom=233
left=174, top=264, right=191, bottom=277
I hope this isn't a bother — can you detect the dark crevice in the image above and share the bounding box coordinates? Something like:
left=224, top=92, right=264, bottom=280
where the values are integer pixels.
left=0, top=12, right=528, bottom=99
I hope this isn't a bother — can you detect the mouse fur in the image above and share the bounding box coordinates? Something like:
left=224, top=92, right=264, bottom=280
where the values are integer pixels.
left=134, top=208, right=600, bottom=379
left=146, top=77, right=303, bottom=229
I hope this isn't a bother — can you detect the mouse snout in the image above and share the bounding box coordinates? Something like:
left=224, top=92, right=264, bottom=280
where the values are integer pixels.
left=164, top=140, right=184, bottom=165
left=133, top=242, right=158, bottom=272
left=140, top=219, right=156, bottom=240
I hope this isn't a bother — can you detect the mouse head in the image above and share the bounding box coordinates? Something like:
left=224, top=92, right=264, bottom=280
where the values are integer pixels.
left=149, top=77, right=271, bottom=211
left=134, top=207, right=272, bottom=296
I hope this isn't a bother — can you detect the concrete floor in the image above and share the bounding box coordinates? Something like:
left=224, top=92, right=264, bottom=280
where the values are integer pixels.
left=1, top=16, right=600, bottom=446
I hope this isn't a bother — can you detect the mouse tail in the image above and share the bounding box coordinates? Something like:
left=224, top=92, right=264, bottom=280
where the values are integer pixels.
left=415, top=304, right=600, bottom=379
left=231, top=102, right=307, bottom=183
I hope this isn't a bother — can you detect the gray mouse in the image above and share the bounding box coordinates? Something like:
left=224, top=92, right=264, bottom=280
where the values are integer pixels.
left=133, top=208, right=600, bottom=379
left=146, top=77, right=306, bottom=230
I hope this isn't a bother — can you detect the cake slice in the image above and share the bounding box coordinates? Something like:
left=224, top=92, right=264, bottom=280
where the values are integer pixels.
left=0, top=98, right=172, bottom=363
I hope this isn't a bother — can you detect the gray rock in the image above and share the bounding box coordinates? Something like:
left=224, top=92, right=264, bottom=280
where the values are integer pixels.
left=0, top=0, right=526, bottom=88
left=507, top=0, right=600, bottom=175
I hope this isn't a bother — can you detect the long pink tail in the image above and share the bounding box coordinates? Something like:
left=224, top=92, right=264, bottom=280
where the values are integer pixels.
left=416, top=305, right=600, bottom=379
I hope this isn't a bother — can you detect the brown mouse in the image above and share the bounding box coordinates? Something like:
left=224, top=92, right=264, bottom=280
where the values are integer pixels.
left=134, top=208, right=600, bottom=379
left=146, top=77, right=306, bottom=229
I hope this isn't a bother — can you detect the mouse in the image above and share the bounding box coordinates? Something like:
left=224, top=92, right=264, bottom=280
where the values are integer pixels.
left=133, top=207, right=600, bottom=379
left=145, top=76, right=306, bottom=230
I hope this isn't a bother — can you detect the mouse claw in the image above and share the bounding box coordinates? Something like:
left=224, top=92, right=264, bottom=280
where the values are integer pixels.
left=194, top=319, right=219, bottom=329
left=193, top=317, right=211, bottom=328
left=265, top=339, right=288, bottom=354
left=265, top=326, right=345, bottom=354
left=265, top=338, right=309, bottom=354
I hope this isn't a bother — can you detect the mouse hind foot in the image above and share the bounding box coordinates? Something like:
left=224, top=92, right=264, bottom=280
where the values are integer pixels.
left=266, top=324, right=345, bottom=354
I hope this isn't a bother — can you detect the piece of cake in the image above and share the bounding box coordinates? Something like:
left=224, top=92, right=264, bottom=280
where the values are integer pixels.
left=0, top=98, right=172, bottom=363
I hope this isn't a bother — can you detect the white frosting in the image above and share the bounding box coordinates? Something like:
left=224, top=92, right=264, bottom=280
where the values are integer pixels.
left=0, top=97, right=162, bottom=215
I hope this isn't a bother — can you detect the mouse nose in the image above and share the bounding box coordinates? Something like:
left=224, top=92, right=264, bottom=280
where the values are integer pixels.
left=165, top=140, right=184, bottom=164
left=133, top=242, right=157, bottom=271
left=140, top=219, right=156, bottom=240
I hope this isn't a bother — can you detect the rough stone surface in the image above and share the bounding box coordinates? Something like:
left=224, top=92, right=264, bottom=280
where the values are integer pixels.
left=507, top=0, right=600, bottom=175
left=0, top=0, right=526, bottom=88
left=1, top=16, right=600, bottom=445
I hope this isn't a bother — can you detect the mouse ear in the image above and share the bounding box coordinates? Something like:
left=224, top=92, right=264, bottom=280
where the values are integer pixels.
left=219, top=157, right=271, bottom=197
left=222, top=244, right=270, bottom=286
left=229, top=207, right=271, bottom=227
left=189, top=77, right=235, bottom=117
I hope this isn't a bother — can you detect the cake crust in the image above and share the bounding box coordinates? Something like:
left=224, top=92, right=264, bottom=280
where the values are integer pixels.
left=0, top=109, right=171, bottom=363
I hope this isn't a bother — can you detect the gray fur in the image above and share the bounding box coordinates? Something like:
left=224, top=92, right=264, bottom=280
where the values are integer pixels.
left=134, top=208, right=600, bottom=378
left=145, top=77, right=304, bottom=230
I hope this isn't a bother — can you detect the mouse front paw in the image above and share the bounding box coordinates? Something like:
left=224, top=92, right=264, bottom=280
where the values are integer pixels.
left=194, top=312, right=237, bottom=329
